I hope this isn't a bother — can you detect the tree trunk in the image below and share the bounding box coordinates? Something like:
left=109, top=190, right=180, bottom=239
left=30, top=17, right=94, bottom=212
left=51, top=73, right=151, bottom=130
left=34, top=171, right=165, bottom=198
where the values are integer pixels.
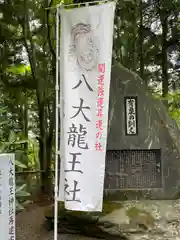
left=38, top=136, right=53, bottom=195
left=24, top=97, right=28, bottom=153
left=160, top=12, right=169, bottom=107
left=132, top=0, right=138, bottom=72
left=37, top=99, right=53, bottom=195
left=18, top=98, right=28, bottom=154
left=139, top=0, right=145, bottom=83
left=21, top=0, right=56, bottom=196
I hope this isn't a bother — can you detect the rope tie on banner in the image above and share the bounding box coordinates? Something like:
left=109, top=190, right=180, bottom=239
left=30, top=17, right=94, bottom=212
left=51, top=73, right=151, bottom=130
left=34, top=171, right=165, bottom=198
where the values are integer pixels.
left=45, top=0, right=115, bottom=10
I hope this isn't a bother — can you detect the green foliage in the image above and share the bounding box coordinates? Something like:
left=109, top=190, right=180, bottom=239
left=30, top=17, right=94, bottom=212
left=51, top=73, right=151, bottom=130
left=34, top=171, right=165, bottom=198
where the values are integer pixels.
left=168, top=92, right=180, bottom=126
left=0, top=106, right=36, bottom=211
left=7, top=64, right=31, bottom=76
left=153, top=91, right=180, bottom=126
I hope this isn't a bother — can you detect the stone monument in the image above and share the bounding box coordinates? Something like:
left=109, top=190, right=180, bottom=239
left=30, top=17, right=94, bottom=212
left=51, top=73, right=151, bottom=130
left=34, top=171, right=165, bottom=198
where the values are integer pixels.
left=104, top=63, right=180, bottom=200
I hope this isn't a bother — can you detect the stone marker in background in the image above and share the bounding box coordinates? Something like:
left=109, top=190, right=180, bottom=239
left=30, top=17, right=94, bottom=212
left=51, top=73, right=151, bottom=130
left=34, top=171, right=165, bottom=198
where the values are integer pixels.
left=104, top=63, right=180, bottom=200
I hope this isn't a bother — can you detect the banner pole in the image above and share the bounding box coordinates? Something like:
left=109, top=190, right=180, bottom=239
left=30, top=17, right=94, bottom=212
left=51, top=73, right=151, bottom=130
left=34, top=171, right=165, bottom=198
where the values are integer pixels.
left=54, top=6, right=60, bottom=240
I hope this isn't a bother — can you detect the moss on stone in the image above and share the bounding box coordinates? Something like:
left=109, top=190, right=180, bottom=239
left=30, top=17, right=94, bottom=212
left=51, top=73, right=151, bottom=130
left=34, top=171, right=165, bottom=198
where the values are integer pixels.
left=102, top=201, right=123, bottom=215
left=126, top=206, right=155, bottom=228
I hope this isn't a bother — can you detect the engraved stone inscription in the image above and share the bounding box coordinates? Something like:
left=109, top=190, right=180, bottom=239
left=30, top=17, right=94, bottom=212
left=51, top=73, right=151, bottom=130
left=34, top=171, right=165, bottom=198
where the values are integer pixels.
left=104, top=149, right=162, bottom=189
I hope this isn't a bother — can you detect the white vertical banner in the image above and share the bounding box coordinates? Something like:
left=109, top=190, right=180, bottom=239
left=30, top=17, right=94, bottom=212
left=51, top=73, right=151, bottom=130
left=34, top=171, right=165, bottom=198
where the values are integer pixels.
left=0, top=154, right=15, bottom=240
left=58, top=2, right=116, bottom=211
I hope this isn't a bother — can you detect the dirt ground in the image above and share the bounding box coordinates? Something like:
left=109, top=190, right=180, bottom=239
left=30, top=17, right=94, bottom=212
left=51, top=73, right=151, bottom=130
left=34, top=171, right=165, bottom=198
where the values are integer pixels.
left=16, top=204, right=96, bottom=240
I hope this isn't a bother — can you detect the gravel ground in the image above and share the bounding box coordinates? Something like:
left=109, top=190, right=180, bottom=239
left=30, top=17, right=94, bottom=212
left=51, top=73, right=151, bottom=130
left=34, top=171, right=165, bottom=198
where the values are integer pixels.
left=16, top=205, right=96, bottom=240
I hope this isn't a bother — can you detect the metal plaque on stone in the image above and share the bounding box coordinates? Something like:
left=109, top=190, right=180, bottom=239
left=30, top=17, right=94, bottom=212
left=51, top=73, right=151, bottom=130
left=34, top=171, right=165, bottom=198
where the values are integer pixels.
left=124, top=96, right=138, bottom=135
left=104, top=149, right=162, bottom=189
